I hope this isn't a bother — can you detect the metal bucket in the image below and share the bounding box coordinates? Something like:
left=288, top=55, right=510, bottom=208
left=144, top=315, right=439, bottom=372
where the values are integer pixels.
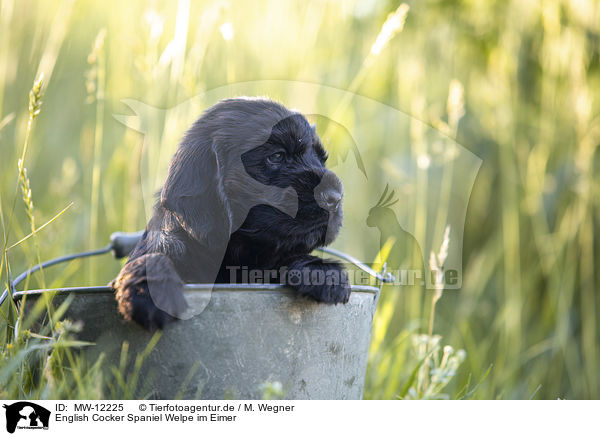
left=4, top=232, right=391, bottom=400
left=15, top=283, right=379, bottom=399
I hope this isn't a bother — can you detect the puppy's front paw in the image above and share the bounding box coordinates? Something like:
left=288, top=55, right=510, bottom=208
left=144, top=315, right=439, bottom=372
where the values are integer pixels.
left=286, top=262, right=351, bottom=304
left=111, top=253, right=187, bottom=331
left=114, top=283, right=178, bottom=331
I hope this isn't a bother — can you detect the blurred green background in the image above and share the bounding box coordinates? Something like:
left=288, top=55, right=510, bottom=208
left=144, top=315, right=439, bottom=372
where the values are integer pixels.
left=1, top=0, right=599, bottom=399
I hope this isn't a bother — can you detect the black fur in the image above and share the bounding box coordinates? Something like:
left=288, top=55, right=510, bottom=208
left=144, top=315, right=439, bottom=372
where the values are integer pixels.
left=111, top=98, right=348, bottom=331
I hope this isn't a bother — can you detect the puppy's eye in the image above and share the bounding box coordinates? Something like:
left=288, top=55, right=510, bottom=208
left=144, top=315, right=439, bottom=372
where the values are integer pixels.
left=267, top=152, right=285, bottom=164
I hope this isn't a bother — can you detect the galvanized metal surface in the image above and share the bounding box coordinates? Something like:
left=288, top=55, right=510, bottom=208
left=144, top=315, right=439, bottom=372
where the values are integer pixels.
left=20, top=284, right=379, bottom=400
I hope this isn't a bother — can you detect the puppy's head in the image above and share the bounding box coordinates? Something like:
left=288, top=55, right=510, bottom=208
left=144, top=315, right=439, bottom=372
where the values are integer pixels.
left=239, top=111, right=343, bottom=252
left=160, top=97, right=343, bottom=256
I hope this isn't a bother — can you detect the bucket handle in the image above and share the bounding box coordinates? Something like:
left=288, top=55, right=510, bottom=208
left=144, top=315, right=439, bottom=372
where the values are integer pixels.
left=110, top=231, right=394, bottom=283
left=0, top=231, right=394, bottom=306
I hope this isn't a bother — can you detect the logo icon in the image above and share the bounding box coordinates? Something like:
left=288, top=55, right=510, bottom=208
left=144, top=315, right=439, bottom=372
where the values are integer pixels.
left=2, top=402, right=50, bottom=433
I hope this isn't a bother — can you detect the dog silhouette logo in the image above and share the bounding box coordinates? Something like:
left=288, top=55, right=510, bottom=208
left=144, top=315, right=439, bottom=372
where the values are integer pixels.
left=2, top=402, right=50, bottom=433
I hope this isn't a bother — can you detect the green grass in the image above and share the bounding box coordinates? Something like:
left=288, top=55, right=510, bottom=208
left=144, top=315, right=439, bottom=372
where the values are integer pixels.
left=1, top=0, right=599, bottom=399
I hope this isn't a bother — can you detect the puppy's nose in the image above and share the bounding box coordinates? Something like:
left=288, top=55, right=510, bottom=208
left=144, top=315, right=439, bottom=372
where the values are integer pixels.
left=322, top=189, right=342, bottom=211
left=314, top=170, right=343, bottom=212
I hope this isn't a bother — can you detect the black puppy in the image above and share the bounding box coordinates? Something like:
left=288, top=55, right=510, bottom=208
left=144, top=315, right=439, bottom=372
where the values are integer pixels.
left=111, top=98, right=349, bottom=330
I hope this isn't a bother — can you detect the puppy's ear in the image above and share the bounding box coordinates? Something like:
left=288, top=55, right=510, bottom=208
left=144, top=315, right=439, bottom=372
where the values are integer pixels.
left=160, top=136, right=231, bottom=247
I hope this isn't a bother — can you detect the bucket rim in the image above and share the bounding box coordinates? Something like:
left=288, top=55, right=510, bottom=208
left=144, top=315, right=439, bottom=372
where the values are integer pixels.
left=12, top=283, right=379, bottom=301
